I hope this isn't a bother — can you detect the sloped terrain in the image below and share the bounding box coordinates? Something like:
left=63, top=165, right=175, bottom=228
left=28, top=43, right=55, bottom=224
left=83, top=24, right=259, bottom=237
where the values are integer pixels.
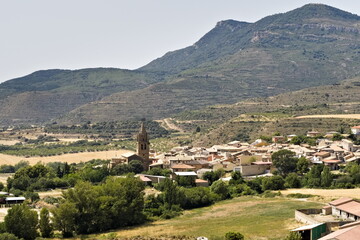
left=1, top=4, right=360, bottom=125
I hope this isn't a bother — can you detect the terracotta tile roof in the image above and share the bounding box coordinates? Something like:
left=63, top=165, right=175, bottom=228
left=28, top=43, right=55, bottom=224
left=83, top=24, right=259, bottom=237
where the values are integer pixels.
left=329, top=197, right=353, bottom=206
left=138, top=175, right=152, bottom=182
left=314, top=151, right=330, bottom=157
left=195, top=179, right=208, bottom=183
left=351, top=126, right=360, bottom=129
left=319, top=225, right=360, bottom=240
left=171, top=164, right=195, bottom=169
left=336, top=201, right=360, bottom=217
left=322, top=159, right=342, bottom=164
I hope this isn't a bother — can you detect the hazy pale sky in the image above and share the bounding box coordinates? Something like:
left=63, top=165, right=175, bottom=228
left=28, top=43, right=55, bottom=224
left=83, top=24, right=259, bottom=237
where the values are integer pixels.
left=1, top=0, right=360, bottom=83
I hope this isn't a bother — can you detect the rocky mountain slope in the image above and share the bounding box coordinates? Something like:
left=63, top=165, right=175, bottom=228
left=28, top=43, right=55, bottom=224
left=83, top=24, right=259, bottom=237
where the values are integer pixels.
left=1, top=4, right=360, bottom=125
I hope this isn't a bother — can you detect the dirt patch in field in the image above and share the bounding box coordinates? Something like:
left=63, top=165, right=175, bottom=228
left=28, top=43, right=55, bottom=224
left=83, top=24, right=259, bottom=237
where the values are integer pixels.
left=38, top=189, right=64, bottom=199
left=0, top=150, right=133, bottom=165
left=0, top=140, right=20, bottom=146
left=295, top=114, right=360, bottom=119
left=0, top=173, right=14, bottom=184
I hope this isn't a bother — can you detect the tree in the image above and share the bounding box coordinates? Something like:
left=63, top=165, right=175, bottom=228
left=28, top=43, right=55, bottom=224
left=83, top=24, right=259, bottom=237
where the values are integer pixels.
left=162, top=178, right=181, bottom=209
left=51, top=202, right=77, bottom=237
left=272, top=150, right=298, bottom=176
left=0, top=233, right=20, bottom=240
left=296, top=157, right=309, bottom=174
left=321, top=166, right=333, bottom=188
left=202, top=169, right=224, bottom=185
left=129, top=160, right=144, bottom=174
left=211, top=180, right=230, bottom=200
left=285, top=173, right=301, bottom=188
left=304, top=165, right=324, bottom=187
left=262, top=176, right=285, bottom=191
left=332, top=133, right=344, bottom=141
left=39, top=208, right=53, bottom=238
left=225, top=232, right=244, bottom=240
left=195, top=126, right=201, bottom=132
left=229, top=171, right=244, bottom=185
left=4, top=204, right=38, bottom=240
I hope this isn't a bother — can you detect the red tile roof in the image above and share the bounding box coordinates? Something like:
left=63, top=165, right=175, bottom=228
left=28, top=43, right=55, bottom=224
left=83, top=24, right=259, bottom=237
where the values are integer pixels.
left=329, top=197, right=353, bottom=206
left=336, top=201, right=360, bottom=217
left=319, top=225, right=360, bottom=240
left=171, top=164, right=195, bottom=169
left=195, top=179, right=208, bottom=183
left=322, top=159, right=342, bottom=164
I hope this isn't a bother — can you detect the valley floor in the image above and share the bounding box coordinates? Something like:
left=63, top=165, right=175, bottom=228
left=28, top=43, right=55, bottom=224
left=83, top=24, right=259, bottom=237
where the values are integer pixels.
left=90, top=196, right=322, bottom=240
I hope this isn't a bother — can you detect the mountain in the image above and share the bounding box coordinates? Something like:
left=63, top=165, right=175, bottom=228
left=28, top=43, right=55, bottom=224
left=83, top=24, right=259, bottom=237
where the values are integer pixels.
left=1, top=4, right=360, bottom=125
left=173, top=77, right=360, bottom=146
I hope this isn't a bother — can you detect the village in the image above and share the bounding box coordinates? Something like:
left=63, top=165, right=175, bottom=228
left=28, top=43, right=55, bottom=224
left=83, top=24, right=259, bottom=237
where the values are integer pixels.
left=107, top=123, right=360, bottom=240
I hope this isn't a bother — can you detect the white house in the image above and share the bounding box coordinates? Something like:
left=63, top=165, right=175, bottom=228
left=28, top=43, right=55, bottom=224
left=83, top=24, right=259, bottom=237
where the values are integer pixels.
left=351, top=126, right=360, bottom=135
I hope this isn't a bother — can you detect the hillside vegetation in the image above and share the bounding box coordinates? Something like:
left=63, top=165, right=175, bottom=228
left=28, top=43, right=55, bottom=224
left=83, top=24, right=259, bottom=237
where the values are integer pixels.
left=171, top=77, right=360, bottom=146
left=1, top=4, right=360, bottom=125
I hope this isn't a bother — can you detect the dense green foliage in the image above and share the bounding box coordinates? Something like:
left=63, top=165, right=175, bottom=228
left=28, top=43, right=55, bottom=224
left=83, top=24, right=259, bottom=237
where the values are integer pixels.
left=272, top=150, right=298, bottom=176
left=39, top=208, right=53, bottom=238
left=0, top=233, right=20, bottom=240
left=4, top=204, right=38, bottom=240
left=52, top=177, right=146, bottom=236
left=225, top=232, right=244, bottom=240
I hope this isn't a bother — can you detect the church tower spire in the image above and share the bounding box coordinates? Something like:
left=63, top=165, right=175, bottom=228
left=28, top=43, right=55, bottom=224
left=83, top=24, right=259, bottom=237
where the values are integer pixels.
left=137, top=120, right=150, bottom=163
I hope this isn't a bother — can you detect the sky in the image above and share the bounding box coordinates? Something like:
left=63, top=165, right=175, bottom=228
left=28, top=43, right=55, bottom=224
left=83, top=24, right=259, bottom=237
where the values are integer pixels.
left=1, top=0, right=360, bottom=83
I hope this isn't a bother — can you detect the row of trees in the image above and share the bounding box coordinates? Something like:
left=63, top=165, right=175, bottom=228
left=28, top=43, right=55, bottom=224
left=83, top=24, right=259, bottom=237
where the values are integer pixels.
left=2, top=205, right=52, bottom=240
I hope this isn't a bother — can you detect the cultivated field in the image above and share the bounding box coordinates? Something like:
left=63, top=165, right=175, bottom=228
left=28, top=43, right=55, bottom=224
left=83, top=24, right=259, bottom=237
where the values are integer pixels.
left=281, top=188, right=360, bottom=200
left=92, top=196, right=322, bottom=240
left=0, top=150, right=133, bottom=165
left=295, top=114, right=360, bottom=119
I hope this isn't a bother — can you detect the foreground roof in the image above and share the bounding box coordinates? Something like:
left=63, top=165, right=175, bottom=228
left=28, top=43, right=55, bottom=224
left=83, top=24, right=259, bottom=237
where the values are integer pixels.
left=319, top=225, right=360, bottom=240
left=329, top=197, right=353, bottom=206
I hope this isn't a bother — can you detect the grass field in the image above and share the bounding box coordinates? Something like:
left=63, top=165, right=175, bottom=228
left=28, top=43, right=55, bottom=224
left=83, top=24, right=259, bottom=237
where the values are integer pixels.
left=91, top=196, right=323, bottom=240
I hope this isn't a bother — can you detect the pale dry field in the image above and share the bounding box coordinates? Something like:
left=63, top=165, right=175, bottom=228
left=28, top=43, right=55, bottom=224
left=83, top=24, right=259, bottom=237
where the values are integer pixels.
left=0, top=150, right=133, bottom=165
left=0, top=173, right=14, bottom=184
left=295, top=114, right=360, bottom=119
left=0, top=140, right=20, bottom=146
left=281, top=188, right=360, bottom=199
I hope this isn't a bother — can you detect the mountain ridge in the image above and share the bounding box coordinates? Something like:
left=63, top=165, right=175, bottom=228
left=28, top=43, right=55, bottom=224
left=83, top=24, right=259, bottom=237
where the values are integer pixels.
left=1, top=4, right=360, bottom=125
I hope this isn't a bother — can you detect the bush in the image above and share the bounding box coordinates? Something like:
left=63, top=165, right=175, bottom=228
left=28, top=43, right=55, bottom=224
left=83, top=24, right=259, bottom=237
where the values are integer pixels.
left=225, top=231, right=244, bottom=240
left=262, top=190, right=282, bottom=198
left=229, top=184, right=256, bottom=197
left=0, top=233, right=20, bottom=240
left=181, top=187, right=215, bottom=209
left=210, top=180, right=230, bottom=200
left=285, top=173, right=301, bottom=188
left=287, top=193, right=316, bottom=198
left=262, top=176, right=285, bottom=191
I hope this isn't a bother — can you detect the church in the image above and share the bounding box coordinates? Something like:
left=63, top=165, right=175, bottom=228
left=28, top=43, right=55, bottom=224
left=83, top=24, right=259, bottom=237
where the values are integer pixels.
left=110, top=121, right=152, bottom=170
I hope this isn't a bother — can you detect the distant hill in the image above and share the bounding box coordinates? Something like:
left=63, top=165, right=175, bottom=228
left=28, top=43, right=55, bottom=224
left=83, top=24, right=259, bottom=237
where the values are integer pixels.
left=173, top=77, right=360, bottom=146
left=1, top=4, right=360, bottom=125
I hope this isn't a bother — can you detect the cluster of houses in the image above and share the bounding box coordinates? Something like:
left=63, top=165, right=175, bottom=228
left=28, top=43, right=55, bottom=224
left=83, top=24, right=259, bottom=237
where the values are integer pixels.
left=110, top=124, right=360, bottom=186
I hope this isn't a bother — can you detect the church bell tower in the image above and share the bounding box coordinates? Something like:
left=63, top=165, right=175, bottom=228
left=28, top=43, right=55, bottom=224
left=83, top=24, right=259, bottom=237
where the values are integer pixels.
left=137, top=121, right=150, bottom=161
